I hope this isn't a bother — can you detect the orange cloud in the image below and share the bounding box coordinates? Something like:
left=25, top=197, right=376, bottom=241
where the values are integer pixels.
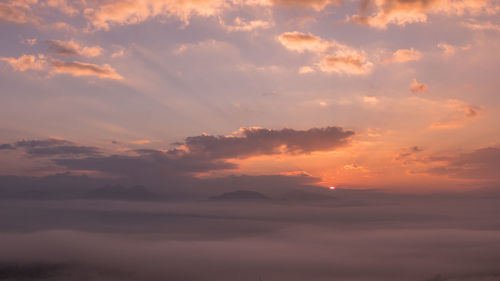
left=430, top=100, right=481, bottom=129
left=461, top=20, right=500, bottom=31
left=131, top=140, right=152, bottom=145
left=47, top=40, right=103, bottom=57
left=298, top=66, right=315, bottom=74
left=219, top=16, right=272, bottom=32
left=318, top=54, right=373, bottom=75
left=383, top=48, right=422, bottom=63
left=45, top=0, right=79, bottom=15
left=0, top=54, right=45, bottom=71
left=350, top=0, right=494, bottom=29
left=50, top=59, right=123, bottom=80
left=270, top=0, right=339, bottom=10
left=279, top=31, right=373, bottom=75
left=1, top=53, right=123, bottom=80
left=437, top=43, right=456, bottom=55
left=0, top=0, right=38, bottom=24
left=437, top=42, right=470, bottom=56
left=85, top=0, right=228, bottom=30
left=410, top=79, right=428, bottom=94
left=278, top=31, right=328, bottom=53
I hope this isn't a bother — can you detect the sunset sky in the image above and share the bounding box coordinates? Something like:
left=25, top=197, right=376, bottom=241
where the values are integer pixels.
left=1, top=0, right=499, bottom=191
left=2, top=2, right=500, bottom=281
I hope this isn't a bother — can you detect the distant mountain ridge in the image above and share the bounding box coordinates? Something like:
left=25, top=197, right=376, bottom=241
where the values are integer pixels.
left=210, top=190, right=269, bottom=201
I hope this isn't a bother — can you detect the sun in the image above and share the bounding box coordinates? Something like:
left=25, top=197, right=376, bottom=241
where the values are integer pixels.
left=329, top=186, right=336, bottom=190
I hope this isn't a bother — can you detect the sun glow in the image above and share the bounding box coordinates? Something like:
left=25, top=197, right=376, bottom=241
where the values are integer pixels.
left=329, top=186, right=336, bottom=190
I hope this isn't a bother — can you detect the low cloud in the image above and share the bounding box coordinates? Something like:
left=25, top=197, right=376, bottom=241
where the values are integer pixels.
left=53, top=150, right=237, bottom=182
left=0, top=138, right=100, bottom=157
left=183, top=126, right=355, bottom=158
left=0, top=144, right=16, bottom=150
left=51, top=126, right=353, bottom=184
left=427, top=147, right=500, bottom=180
left=0, top=126, right=353, bottom=190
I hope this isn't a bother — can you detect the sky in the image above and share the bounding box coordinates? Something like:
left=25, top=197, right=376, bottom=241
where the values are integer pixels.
left=1, top=2, right=500, bottom=280
left=1, top=0, right=500, bottom=191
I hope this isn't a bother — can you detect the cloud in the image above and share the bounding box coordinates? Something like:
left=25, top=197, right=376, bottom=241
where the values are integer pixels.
left=278, top=31, right=373, bottom=75
left=52, top=149, right=237, bottom=183
left=130, top=140, right=152, bottom=145
left=278, top=31, right=329, bottom=53
left=430, top=100, right=480, bottom=129
left=1, top=126, right=352, bottom=189
left=0, top=54, right=45, bottom=71
left=21, top=37, right=37, bottom=46
left=437, top=42, right=457, bottom=55
left=82, top=0, right=343, bottom=30
left=182, top=126, right=354, bottom=158
left=45, top=0, right=79, bottom=15
left=363, top=95, right=379, bottom=105
left=318, top=53, right=373, bottom=75
left=1, top=54, right=122, bottom=80
left=427, top=147, right=500, bottom=180
left=350, top=0, right=494, bottom=29
left=298, top=65, right=314, bottom=74
left=461, top=20, right=500, bottom=31
left=0, top=143, right=16, bottom=150
left=0, top=138, right=100, bottom=157
left=383, top=48, right=422, bottom=63
left=437, top=42, right=470, bottom=56
left=270, top=0, right=339, bottom=10
left=219, top=16, right=272, bottom=32
left=84, top=0, right=229, bottom=30
left=50, top=59, right=123, bottom=80
left=46, top=40, right=103, bottom=57
left=410, top=78, right=428, bottom=94
left=0, top=1, right=38, bottom=25
left=395, top=146, right=424, bottom=163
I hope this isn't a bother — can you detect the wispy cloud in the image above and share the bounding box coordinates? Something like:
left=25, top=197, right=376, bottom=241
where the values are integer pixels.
left=46, top=40, right=103, bottom=58
left=350, top=0, right=495, bottom=29
left=410, top=78, right=428, bottom=94
left=278, top=31, right=373, bottom=75
left=50, top=59, right=123, bottom=80
left=0, top=54, right=45, bottom=71
left=383, top=48, right=422, bottom=63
